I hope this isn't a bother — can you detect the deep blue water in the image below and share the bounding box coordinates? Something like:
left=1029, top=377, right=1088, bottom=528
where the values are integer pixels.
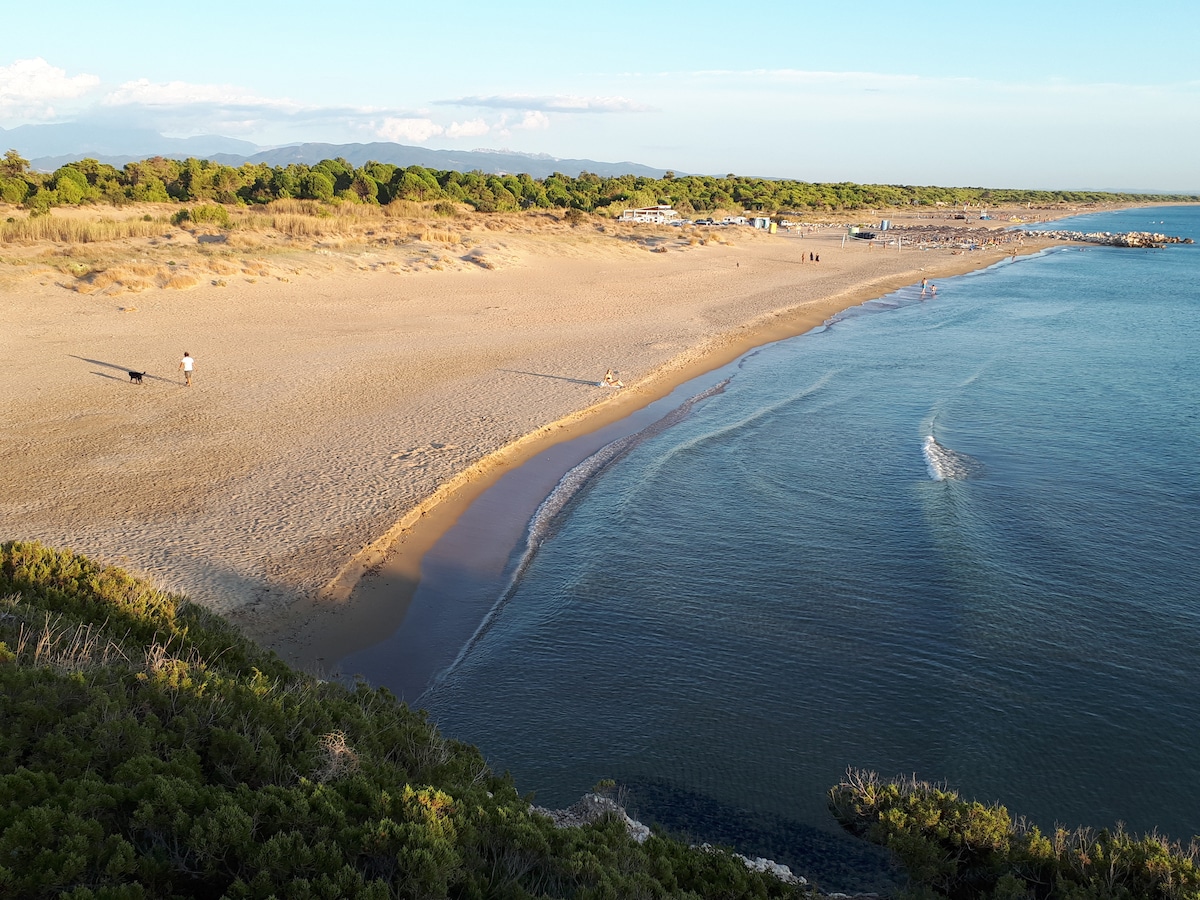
left=389, top=207, right=1200, bottom=891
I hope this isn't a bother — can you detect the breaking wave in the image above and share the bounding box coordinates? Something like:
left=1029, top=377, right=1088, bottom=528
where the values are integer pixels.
left=923, top=435, right=985, bottom=481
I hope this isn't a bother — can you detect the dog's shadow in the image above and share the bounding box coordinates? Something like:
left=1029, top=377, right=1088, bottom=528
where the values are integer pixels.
left=70, top=355, right=171, bottom=384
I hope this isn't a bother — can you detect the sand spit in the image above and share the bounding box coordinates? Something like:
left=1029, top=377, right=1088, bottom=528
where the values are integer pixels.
left=0, top=204, right=1087, bottom=667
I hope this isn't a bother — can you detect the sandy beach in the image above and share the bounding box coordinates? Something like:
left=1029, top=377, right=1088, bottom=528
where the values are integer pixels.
left=0, top=204, right=1072, bottom=671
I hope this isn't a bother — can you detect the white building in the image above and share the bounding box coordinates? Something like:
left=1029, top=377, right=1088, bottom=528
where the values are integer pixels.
left=618, top=205, right=681, bottom=224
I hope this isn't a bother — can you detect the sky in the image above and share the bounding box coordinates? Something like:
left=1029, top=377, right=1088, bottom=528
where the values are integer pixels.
left=2, top=0, right=1199, bottom=191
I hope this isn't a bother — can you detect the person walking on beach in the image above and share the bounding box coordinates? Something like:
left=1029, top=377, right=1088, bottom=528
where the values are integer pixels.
left=179, top=351, right=194, bottom=386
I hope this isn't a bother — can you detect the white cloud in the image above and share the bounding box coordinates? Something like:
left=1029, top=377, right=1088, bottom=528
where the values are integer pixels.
left=515, top=111, right=550, bottom=131
left=377, top=117, right=445, bottom=143
left=445, top=118, right=490, bottom=138
left=103, top=78, right=303, bottom=111
left=442, top=94, right=651, bottom=113
left=0, top=57, right=100, bottom=119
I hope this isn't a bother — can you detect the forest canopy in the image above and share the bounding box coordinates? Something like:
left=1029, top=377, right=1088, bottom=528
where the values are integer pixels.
left=2, top=148, right=1192, bottom=218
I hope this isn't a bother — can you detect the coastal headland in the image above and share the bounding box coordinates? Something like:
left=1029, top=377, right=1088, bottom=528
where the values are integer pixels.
left=0, top=202, right=1120, bottom=672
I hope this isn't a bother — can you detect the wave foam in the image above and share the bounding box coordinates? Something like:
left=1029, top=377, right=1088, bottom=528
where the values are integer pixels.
left=923, top=435, right=984, bottom=481
left=420, top=378, right=730, bottom=700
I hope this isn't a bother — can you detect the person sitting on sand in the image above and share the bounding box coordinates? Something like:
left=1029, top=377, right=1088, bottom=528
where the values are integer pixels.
left=603, top=368, right=624, bottom=388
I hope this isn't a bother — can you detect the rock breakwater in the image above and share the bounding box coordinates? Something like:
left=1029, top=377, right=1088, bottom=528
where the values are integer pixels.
left=1035, top=229, right=1193, bottom=247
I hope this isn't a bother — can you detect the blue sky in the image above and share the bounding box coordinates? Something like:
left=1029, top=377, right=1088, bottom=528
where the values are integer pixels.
left=3, top=0, right=1198, bottom=190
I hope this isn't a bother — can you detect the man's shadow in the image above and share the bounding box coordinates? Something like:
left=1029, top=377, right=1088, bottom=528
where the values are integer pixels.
left=499, top=369, right=602, bottom=386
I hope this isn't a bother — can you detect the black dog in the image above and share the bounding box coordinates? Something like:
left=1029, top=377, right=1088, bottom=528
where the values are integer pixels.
left=129, top=371, right=146, bottom=384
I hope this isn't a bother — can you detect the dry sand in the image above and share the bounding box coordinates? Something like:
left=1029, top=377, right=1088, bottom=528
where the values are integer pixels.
left=0, top=205, right=1074, bottom=670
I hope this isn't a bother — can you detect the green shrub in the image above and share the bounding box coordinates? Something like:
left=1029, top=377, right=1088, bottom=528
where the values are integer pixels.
left=171, top=203, right=231, bottom=228
left=829, top=769, right=1200, bottom=899
left=0, top=542, right=810, bottom=899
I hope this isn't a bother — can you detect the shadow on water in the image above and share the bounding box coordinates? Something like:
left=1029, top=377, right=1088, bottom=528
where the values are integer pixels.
left=497, top=368, right=603, bottom=386
left=622, top=778, right=901, bottom=896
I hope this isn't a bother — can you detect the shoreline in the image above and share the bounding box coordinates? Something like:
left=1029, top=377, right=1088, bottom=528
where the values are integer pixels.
left=2, top=201, right=1131, bottom=675
left=276, top=240, right=1050, bottom=674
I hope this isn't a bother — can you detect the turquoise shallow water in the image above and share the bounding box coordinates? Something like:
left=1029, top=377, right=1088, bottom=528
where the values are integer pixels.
left=360, top=207, right=1200, bottom=891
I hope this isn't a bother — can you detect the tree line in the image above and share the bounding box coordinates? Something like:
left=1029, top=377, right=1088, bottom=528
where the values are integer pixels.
left=1, top=147, right=1193, bottom=218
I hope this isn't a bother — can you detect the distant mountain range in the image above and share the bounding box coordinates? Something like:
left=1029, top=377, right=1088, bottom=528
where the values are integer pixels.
left=2, top=123, right=672, bottom=180
left=2, top=123, right=259, bottom=164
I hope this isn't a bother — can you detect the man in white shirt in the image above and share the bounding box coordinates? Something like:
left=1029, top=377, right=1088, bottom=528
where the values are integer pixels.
left=179, top=352, right=194, bottom=386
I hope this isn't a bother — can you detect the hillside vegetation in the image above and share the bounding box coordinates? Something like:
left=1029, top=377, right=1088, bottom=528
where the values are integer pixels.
left=0, top=541, right=810, bottom=899
left=5, top=543, right=1199, bottom=898
left=829, top=770, right=1200, bottom=899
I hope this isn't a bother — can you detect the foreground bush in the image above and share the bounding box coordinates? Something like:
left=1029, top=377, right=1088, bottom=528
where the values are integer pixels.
left=829, top=769, right=1200, bottom=899
left=0, top=541, right=808, bottom=899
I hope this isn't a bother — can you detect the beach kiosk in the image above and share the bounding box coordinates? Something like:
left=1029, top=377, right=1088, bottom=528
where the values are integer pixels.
left=618, top=205, right=681, bottom=224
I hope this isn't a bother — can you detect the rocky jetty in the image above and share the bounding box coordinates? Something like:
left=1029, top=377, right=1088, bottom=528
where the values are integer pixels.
left=877, top=223, right=1192, bottom=251
left=1035, top=229, right=1193, bottom=247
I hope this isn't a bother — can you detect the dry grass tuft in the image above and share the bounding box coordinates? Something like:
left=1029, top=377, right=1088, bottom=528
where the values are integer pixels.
left=2, top=213, right=170, bottom=244
left=70, top=260, right=205, bottom=294
left=265, top=198, right=328, bottom=217
left=75, top=267, right=149, bottom=295
left=382, top=200, right=424, bottom=218
left=271, top=214, right=335, bottom=238
left=163, top=273, right=200, bottom=290
left=241, top=261, right=271, bottom=277
left=417, top=228, right=461, bottom=244
left=9, top=610, right=130, bottom=672
left=202, top=258, right=241, bottom=276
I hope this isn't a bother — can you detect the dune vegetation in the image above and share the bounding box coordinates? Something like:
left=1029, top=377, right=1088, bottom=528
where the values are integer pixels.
left=5, top=147, right=1191, bottom=298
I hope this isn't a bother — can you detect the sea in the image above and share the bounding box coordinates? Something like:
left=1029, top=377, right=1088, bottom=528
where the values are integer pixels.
left=345, top=206, right=1200, bottom=892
